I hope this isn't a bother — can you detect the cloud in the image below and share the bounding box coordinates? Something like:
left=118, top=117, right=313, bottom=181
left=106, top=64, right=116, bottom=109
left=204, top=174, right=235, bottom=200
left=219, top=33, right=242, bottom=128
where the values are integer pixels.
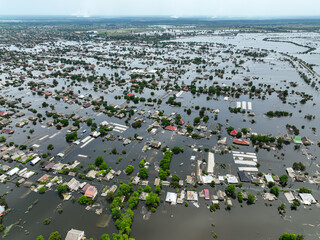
left=0, top=0, right=319, bottom=17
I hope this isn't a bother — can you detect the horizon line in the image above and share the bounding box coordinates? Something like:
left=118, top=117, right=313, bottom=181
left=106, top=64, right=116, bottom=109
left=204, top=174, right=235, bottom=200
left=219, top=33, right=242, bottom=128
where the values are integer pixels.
left=0, top=14, right=320, bottom=19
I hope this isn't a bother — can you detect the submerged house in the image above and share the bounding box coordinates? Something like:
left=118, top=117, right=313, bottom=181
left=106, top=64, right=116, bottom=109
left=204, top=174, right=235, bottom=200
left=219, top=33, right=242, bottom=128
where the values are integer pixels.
left=84, top=185, right=98, bottom=199
left=238, top=171, right=251, bottom=182
left=65, top=229, right=85, bottom=240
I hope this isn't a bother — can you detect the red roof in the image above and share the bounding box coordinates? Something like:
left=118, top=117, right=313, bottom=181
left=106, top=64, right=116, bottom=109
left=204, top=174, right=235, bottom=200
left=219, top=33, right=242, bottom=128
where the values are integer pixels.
left=127, top=93, right=133, bottom=97
left=84, top=186, right=97, bottom=198
left=38, top=174, right=51, bottom=182
left=179, top=120, right=185, bottom=125
left=0, top=147, right=8, bottom=151
left=0, top=111, right=13, bottom=116
left=230, top=130, right=238, bottom=136
left=233, top=139, right=250, bottom=146
left=204, top=189, right=210, bottom=200
left=165, top=126, right=177, bottom=131
left=2, top=129, right=14, bottom=134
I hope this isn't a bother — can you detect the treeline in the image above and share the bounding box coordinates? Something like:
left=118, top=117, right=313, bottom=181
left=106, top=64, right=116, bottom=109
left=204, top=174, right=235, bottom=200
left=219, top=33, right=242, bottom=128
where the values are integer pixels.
left=159, top=151, right=173, bottom=180
left=266, top=111, right=292, bottom=117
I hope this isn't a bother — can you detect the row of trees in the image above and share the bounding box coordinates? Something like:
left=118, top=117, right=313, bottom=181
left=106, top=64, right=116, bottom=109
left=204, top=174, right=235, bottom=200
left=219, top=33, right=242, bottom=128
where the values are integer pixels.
left=159, top=151, right=173, bottom=180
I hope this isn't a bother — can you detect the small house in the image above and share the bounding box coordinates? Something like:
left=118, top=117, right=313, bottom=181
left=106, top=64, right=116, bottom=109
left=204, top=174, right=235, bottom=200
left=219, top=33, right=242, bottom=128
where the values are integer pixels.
left=84, top=186, right=98, bottom=199
left=65, top=229, right=85, bottom=240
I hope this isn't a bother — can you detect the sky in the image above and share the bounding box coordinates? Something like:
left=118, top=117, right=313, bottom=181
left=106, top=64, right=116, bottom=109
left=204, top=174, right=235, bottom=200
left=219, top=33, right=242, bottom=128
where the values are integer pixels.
left=0, top=0, right=319, bottom=18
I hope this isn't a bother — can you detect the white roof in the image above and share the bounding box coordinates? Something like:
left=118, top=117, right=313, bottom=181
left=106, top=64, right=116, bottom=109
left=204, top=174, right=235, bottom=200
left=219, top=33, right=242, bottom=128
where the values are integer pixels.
left=226, top=174, right=238, bottom=184
left=218, top=176, right=225, bottom=181
left=200, top=175, right=214, bottom=184
left=238, top=167, right=259, bottom=172
left=299, top=193, right=316, bottom=205
left=207, top=152, right=215, bottom=174
left=67, top=178, right=81, bottom=191
left=265, top=174, right=274, bottom=183
left=30, top=157, right=41, bottom=165
left=65, top=229, right=85, bottom=240
left=0, top=175, right=7, bottom=182
left=187, top=191, right=198, bottom=201
left=165, top=192, right=177, bottom=204
left=100, top=121, right=109, bottom=126
left=23, top=171, right=35, bottom=179
left=284, top=192, right=295, bottom=203
left=7, top=167, right=19, bottom=176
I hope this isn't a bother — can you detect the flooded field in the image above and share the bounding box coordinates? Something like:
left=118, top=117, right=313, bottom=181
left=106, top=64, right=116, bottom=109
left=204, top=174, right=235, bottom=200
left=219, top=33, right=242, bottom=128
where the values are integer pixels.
left=0, top=25, right=320, bottom=240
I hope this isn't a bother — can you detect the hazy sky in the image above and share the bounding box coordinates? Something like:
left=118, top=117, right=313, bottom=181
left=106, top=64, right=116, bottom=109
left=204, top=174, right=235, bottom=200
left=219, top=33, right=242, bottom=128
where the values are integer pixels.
left=0, top=0, right=319, bottom=17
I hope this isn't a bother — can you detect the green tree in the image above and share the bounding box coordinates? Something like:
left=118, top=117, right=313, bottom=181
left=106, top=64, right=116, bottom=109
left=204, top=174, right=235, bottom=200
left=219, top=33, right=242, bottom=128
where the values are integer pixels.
left=57, top=184, right=67, bottom=195
left=236, top=131, right=242, bottom=138
left=238, top=191, right=243, bottom=203
left=171, top=146, right=182, bottom=154
left=128, top=195, right=139, bottom=209
left=38, top=187, right=46, bottom=194
left=146, top=192, right=159, bottom=207
left=125, top=165, right=134, bottom=174
left=279, top=233, right=304, bottom=240
left=86, top=118, right=93, bottom=126
left=155, top=185, right=161, bottom=193
left=278, top=203, right=287, bottom=214
left=99, top=162, right=109, bottom=170
left=48, top=231, right=61, bottom=240
left=95, top=156, right=104, bottom=166
left=299, top=187, right=312, bottom=193
left=59, top=119, right=69, bottom=126
left=270, top=186, right=280, bottom=197
left=193, top=117, right=201, bottom=126
left=65, top=132, right=77, bottom=142
left=138, top=168, right=149, bottom=179
left=139, top=159, right=146, bottom=168
left=47, top=144, right=54, bottom=150
left=279, top=174, right=289, bottom=187
left=210, top=180, right=215, bottom=188
left=186, top=126, right=193, bottom=132
left=247, top=194, right=255, bottom=204
left=111, top=208, right=122, bottom=219
left=111, top=148, right=117, bottom=154
left=117, top=184, right=133, bottom=197
left=277, top=137, right=284, bottom=146
left=115, top=209, right=134, bottom=235
left=170, top=174, right=180, bottom=188
left=101, top=233, right=111, bottom=240
left=144, top=185, right=151, bottom=193
left=78, top=196, right=93, bottom=205
left=291, top=200, right=300, bottom=210
left=225, top=185, right=236, bottom=198
left=241, top=128, right=248, bottom=134
left=37, top=236, right=45, bottom=240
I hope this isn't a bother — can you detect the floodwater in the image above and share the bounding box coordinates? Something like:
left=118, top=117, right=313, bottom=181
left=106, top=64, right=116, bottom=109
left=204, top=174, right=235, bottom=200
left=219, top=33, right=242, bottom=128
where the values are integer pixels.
left=1, top=32, right=320, bottom=239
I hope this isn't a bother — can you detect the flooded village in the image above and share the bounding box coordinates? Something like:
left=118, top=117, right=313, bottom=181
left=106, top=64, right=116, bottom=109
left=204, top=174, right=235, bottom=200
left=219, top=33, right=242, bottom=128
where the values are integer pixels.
left=0, top=17, right=320, bottom=240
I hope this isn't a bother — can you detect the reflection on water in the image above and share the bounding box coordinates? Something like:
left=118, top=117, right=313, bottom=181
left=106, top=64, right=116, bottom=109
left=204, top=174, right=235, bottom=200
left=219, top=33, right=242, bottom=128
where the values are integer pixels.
left=96, top=214, right=112, bottom=228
